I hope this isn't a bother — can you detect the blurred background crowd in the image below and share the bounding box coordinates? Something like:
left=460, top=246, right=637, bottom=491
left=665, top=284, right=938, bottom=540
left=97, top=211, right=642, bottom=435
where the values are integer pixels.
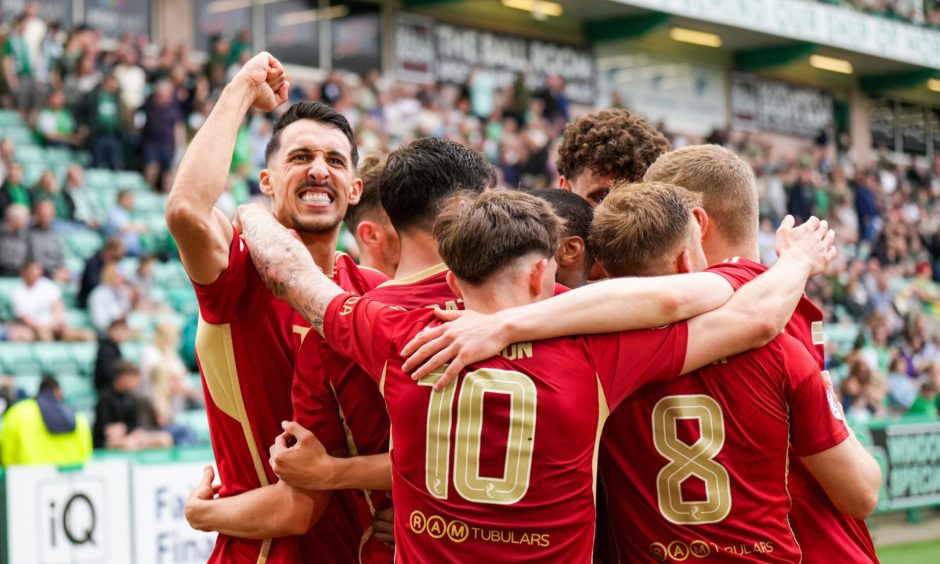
left=0, top=1, right=938, bottom=464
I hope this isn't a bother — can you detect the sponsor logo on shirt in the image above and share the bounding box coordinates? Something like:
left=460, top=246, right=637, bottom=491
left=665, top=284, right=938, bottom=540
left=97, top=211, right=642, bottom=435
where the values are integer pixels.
left=340, top=296, right=361, bottom=316
left=409, top=509, right=550, bottom=547
left=650, top=539, right=775, bottom=561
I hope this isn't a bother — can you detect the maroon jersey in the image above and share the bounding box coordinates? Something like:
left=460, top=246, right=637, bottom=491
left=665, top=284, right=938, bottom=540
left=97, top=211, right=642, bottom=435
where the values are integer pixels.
left=708, top=258, right=878, bottom=563
left=600, top=334, right=849, bottom=562
left=192, top=227, right=380, bottom=563
left=323, top=292, right=688, bottom=563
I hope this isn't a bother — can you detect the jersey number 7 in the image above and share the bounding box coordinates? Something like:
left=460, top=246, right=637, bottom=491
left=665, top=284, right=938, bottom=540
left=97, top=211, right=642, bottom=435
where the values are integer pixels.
left=419, top=369, right=537, bottom=505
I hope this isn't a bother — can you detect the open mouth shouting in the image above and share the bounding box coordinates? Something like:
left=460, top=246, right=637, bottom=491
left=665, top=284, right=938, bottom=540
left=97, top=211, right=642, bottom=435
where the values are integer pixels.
left=297, top=184, right=337, bottom=209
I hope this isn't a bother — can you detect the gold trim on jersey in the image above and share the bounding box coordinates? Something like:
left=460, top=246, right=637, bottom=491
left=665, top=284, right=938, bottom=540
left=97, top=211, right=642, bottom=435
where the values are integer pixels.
left=195, top=315, right=272, bottom=564
left=593, top=376, right=611, bottom=501
left=376, top=263, right=448, bottom=287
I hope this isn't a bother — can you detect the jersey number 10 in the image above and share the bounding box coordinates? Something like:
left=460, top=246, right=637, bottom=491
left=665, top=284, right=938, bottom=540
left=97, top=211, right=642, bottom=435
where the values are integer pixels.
left=420, top=369, right=537, bottom=505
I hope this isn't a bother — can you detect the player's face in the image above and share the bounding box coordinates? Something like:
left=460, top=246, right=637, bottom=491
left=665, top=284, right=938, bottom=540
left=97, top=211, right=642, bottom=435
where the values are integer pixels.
left=263, top=120, right=362, bottom=235
left=565, top=169, right=615, bottom=207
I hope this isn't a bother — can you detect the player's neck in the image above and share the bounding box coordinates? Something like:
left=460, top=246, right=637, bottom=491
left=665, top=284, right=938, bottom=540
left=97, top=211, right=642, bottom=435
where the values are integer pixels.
left=705, top=239, right=760, bottom=266
left=460, top=285, right=533, bottom=315
left=298, top=230, right=338, bottom=278
left=394, top=230, right=443, bottom=281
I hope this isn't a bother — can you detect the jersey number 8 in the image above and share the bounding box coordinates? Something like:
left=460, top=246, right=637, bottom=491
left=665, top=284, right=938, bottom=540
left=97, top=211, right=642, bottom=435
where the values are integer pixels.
left=420, top=369, right=537, bottom=505
left=652, top=394, right=732, bottom=524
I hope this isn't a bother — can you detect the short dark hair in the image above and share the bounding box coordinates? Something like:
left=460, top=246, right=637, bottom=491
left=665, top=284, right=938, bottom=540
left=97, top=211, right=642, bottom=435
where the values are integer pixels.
left=344, top=152, right=387, bottom=230
left=113, top=360, right=140, bottom=378
left=435, top=190, right=562, bottom=285
left=556, top=109, right=670, bottom=182
left=39, top=375, right=59, bottom=395
left=264, top=102, right=358, bottom=169
left=379, top=138, right=497, bottom=233
left=528, top=188, right=595, bottom=266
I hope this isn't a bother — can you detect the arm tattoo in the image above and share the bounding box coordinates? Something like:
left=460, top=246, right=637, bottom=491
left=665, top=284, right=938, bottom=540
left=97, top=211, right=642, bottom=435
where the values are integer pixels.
left=240, top=210, right=342, bottom=337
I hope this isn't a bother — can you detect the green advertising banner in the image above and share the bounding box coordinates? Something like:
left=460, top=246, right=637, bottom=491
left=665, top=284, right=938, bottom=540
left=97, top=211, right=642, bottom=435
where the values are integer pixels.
left=857, top=420, right=940, bottom=512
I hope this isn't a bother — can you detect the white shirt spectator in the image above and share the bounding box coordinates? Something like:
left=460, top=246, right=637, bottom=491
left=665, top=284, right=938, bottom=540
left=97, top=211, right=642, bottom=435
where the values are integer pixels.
left=88, top=284, right=132, bottom=336
left=11, top=276, right=61, bottom=326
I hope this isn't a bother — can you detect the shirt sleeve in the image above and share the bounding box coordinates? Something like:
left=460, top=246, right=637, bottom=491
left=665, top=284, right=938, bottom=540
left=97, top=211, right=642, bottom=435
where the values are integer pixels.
left=588, top=322, right=689, bottom=410
left=190, top=227, right=263, bottom=324
left=291, top=336, right=349, bottom=455
left=786, top=341, right=851, bottom=457
left=323, top=294, right=401, bottom=380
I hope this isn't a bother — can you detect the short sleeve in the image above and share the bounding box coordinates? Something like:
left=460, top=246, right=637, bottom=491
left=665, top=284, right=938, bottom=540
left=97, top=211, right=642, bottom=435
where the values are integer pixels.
left=786, top=341, right=850, bottom=457
left=291, top=337, right=349, bottom=454
left=191, top=228, right=263, bottom=324
left=323, top=294, right=415, bottom=379
left=588, top=322, right=689, bottom=409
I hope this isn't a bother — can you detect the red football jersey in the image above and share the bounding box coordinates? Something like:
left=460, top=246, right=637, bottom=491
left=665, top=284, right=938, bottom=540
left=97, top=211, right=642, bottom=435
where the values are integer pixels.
left=708, top=258, right=878, bottom=563
left=323, top=292, right=689, bottom=563
left=600, top=335, right=849, bottom=563
left=192, top=227, right=381, bottom=563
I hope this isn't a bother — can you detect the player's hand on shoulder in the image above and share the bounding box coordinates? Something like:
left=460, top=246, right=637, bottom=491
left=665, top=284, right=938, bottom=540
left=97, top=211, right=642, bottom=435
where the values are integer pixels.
left=775, top=214, right=837, bottom=276
left=269, top=421, right=337, bottom=490
left=184, top=466, right=222, bottom=531
left=401, top=309, right=511, bottom=391
left=231, top=52, right=289, bottom=112
left=373, top=505, right=395, bottom=547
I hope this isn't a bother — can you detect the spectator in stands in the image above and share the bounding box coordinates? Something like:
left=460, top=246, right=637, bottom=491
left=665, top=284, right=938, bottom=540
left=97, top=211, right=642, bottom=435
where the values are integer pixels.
left=105, top=189, right=146, bottom=256
left=127, top=254, right=160, bottom=310
left=529, top=188, right=594, bottom=289
left=786, top=166, right=818, bottom=223
left=80, top=73, right=124, bottom=169
left=88, top=263, right=133, bottom=337
left=0, top=162, right=28, bottom=216
left=557, top=108, right=670, bottom=205
left=63, top=53, right=101, bottom=107
left=2, top=15, right=39, bottom=114
left=141, top=322, right=200, bottom=445
left=344, top=152, right=399, bottom=278
left=0, top=203, right=30, bottom=276
left=114, top=48, right=146, bottom=115
left=94, top=317, right=129, bottom=392
left=0, top=139, right=14, bottom=185
left=93, top=360, right=172, bottom=450
left=30, top=170, right=68, bottom=218
left=11, top=261, right=91, bottom=342
left=78, top=235, right=125, bottom=307
left=0, top=375, right=92, bottom=466
left=59, top=164, right=97, bottom=230
left=534, top=73, right=570, bottom=126
left=27, top=200, right=67, bottom=281
left=35, top=88, right=81, bottom=147
left=138, top=79, right=183, bottom=191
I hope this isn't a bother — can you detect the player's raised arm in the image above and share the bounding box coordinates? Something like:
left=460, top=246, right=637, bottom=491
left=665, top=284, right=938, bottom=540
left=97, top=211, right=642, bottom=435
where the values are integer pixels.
left=185, top=466, right=330, bottom=538
left=166, top=52, right=288, bottom=284
left=679, top=216, right=835, bottom=373
left=236, top=204, right=344, bottom=336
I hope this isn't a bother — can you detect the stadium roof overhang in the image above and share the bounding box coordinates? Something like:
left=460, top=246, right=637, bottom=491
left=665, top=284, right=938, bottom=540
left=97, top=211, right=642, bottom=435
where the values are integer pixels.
left=397, top=0, right=940, bottom=104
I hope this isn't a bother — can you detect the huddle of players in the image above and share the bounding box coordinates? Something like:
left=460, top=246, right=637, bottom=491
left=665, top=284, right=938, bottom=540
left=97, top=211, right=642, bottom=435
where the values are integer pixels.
left=169, top=53, right=882, bottom=563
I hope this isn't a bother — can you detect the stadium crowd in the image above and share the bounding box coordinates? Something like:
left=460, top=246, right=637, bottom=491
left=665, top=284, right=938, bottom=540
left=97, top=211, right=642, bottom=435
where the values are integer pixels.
left=821, top=0, right=940, bottom=26
left=0, top=6, right=937, bottom=466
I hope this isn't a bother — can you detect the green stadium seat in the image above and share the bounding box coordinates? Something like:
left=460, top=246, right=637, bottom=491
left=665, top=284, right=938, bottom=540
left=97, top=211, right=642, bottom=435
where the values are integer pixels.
left=33, top=342, right=81, bottom=375
left=68, top=342, right=98, bottom=376
left=15, top=145, right=44, bottom=161
left=121, top=341, right=142, bottom=363
left=0, top=110, right=24, bottom=126
left=0, top=276, right=19, bottom=319
left=65, top=309, right=93, bottom=331
left=84, top=168, right=116, bottom=188
left=0, top=343, right=41, bottom=376
left=114, top=170, right=150, bottom=191
left=14, top=374, right=42, bottom=396
left=59, top=374, right=96, bottom=411
left=64, top=231, right=104, bottom=260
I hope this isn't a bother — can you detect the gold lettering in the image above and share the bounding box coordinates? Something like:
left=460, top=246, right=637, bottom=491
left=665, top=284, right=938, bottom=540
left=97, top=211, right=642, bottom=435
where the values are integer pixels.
left=499, top=342, right=533, bottom=360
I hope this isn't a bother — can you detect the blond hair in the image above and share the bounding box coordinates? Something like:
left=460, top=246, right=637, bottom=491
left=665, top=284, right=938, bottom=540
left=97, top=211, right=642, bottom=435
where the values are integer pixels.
left=590, top=182, right=700, bottom=277
left=644, top=144, right=757, bottom=246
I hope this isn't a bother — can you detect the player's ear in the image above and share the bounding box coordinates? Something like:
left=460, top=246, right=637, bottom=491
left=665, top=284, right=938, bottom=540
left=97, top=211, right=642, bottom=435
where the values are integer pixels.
left=676, top=248, right=693, bottom=275
left=557, top=236, right=582, bottom=268
left=357, top=220, right=379, bottom=247
left=259, top=169, right=275, bottom=197
left=445, top=271, right=464, bottom=300
left=347, top=177, right=363, bottom=206
left=691, top=206, right=709, bottom=240
left=529, top=258, right=548, bottom=297
left=558, top=176, right=573, bottom=192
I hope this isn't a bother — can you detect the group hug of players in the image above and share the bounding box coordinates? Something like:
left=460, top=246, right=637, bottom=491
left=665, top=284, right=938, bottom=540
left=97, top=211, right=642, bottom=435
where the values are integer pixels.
left=169, top=52, right=883, bottom=563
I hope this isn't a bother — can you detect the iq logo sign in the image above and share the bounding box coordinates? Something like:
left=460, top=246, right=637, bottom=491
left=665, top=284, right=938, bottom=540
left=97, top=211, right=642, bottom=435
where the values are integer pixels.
left=5, top=461, right=132, bottom=563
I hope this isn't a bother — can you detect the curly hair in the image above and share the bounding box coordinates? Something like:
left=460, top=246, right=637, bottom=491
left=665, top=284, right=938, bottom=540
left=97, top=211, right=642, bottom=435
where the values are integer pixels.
left=556, top=109, right=670, bottom=182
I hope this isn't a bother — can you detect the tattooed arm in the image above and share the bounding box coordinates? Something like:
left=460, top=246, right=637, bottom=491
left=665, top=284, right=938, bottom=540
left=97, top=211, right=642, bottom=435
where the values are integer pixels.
left=236, top=204, right=343, bottom=336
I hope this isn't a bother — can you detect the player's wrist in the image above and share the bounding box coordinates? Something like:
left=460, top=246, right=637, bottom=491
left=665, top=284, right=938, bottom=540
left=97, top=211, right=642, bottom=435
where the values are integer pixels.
left=220, top=78, right=255, bottom=114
